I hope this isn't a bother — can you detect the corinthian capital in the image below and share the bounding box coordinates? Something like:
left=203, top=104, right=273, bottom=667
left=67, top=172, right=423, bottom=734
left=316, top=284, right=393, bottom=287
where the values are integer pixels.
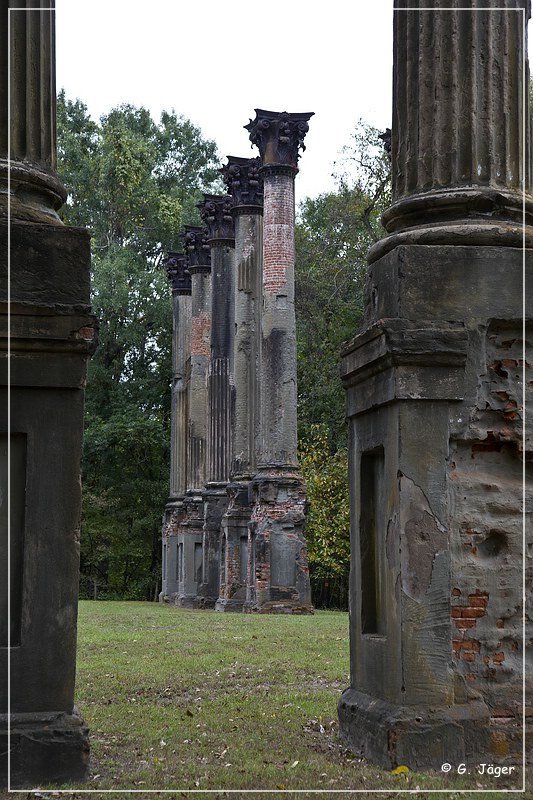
left=197, top=195, right=235, bottom=243
left=245, top=109, right=314, bottom=172
left=221, top=156, right=263, bottom=210
left=165, top=252, right=191, bottom=294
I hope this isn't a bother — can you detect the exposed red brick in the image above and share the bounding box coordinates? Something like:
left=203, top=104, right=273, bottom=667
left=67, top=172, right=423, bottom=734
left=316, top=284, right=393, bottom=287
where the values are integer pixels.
left=452, top=588, right=462, bottom=597
left=461, top=607, right=486, bottom=618
left=468, top=594, right=489, bottom=607
left=455, top=618, right=476, bottom=629
left=496, top=619, right=504, bottom=629
left=493, top=652, right=505, bottom=663
left=451, top=607, right=462, bottom=618
left=463, top=652, right=476, bottom=662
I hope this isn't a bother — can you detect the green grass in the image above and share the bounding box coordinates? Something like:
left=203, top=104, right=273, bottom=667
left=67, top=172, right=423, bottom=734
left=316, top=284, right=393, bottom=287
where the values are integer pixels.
left=18, top=601, right=529, bottom=799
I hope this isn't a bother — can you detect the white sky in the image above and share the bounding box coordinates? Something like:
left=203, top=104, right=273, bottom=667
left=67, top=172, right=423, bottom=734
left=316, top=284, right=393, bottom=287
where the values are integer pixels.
left=55, top=0, right=395, bottom=203
left=56, top=1, right=533, bottom=204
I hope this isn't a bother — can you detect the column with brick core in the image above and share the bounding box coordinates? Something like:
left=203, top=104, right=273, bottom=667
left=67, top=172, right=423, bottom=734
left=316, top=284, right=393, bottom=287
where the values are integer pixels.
left=338, top=0, right=532, bottom=771
left=171, top=226, right=213, bottom=608
left=1, top=0, right=94, bottom=785
left=0, top=0, right=66, bottom=224
left=244, top=110, right=313, bottom=614
left=216, top=157, right=263, bottom=611
left=160, top=253, right=191, bottom=602
left=197, top=196, right=235, bottom=607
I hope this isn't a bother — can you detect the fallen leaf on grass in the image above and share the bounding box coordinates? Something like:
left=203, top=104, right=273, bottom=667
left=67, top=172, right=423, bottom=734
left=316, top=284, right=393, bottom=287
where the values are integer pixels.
left=289, top=760, right=299, bottom=769
left=392, top=765, right=410, bottom=774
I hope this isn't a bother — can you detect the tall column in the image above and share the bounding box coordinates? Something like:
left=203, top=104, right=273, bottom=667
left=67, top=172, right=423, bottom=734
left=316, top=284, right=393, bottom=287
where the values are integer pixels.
left=160, top=253, right=191, bottom=602
left=216, top=157, right=263, bottom=611
left=338, top=1, right=532, bottom=773
left=171, top=226, right=212, bottom=608
left=244, top=110, right=313, bottom=614
left=197, top=196, right=235, bottom=607
left=0, top=1, right=66, bottom=224
left=1, top=0, right=95, bottom=786
left=370, top=0, right=533, bottom=262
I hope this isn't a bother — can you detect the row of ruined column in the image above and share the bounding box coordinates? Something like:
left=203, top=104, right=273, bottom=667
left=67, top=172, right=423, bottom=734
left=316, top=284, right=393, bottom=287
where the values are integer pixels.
left=160, top=110, right=314, bottom=614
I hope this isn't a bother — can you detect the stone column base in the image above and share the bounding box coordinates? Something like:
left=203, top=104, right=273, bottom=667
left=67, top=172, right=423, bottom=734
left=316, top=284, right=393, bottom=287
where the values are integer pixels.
left=1, top=708, right=90, bottom=788
left=338, top=687, right=527, bottom=771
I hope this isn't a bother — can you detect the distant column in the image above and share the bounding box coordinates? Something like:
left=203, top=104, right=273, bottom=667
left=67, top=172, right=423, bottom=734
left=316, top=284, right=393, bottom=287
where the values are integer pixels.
left=160, top=253, right=191, bottom=601
left=0, top=0, right=66, bottom=224
left=197, top=196, right=235, bottom=607
left=216, top=156, right=263, bottom=611
left=244, top=110, right=314, bottom=614
left=1, top=0, right=94, bottom=786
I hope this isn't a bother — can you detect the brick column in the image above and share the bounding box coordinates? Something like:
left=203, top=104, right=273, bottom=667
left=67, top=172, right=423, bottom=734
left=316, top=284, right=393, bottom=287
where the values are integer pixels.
left=1, top=0, right=94, bottom=785
left=244, top=110, right=314, bottom=614
left=338, top=1, right=532, bottom=773
left=160, top=253, right=191, bottom=602
left=216, top=157, right=263, bottom=611
left=170, top=226, right=213, bottom=608
left=197, top=196, right=235, bottom=608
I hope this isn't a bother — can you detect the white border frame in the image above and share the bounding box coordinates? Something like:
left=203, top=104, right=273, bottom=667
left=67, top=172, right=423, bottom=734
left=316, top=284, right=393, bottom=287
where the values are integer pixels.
left=5, top=3, right=529, bottom=795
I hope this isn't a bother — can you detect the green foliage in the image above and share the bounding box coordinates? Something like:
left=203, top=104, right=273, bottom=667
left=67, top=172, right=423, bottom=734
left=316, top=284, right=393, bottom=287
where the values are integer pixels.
left=295, top=121, right=390, bottom=448
left=299, top=425, right=350, bottom=609
left=295, top=122, right=390, bottom=608
left=57, top=93, right=220, bottom=600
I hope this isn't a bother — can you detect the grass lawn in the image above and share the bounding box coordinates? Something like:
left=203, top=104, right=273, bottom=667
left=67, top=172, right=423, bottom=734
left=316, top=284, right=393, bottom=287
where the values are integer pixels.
left=15, top=601, right=528, bottom=799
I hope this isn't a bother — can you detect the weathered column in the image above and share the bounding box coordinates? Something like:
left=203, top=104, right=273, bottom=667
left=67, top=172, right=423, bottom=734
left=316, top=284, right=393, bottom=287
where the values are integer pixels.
left=216, top=157, right=263, bottom=611
left=371, top=0, right=532, bottom=262
left=0, top=1, right=66, bottom=224
left=0, top=0, right=95, bottom=786
left=160, top=253, right=191, bottom=602
left=244, top=110, right=313, bottom=614
left=338, top=0, right=532, bottom=773
left=171, top=226, right=212, bottom=608
left=197, top=196, right=235, bottom=607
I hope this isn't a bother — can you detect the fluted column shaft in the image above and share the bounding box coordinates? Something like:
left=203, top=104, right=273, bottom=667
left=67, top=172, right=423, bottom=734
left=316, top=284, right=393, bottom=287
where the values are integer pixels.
left=1, top=0, right=65, bottom=222
left=371, top=0, right=532, bottom=261
left=232, top=210, right=262, bottom=477
left=187, top=266, right=211, bottom=493
left=169, top=290, right=191, bottom=500
left=207, top=241, right=234, bottom=483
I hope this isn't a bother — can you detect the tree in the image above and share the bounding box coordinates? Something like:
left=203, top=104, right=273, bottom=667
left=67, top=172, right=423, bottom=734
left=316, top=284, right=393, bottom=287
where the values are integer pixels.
left=295, top=121, right=391, bottom=608
left=57, top=93, right=221, bottom=599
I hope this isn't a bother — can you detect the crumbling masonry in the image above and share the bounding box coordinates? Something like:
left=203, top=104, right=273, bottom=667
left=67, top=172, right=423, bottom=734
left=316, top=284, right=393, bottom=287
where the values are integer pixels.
left=160, top=111, right=314, bottom=614
left=338, top=0, right=532, bottom=772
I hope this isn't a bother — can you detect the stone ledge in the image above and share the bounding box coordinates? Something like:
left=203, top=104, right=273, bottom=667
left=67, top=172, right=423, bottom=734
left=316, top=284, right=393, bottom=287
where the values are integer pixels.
left=337, top=686, right=528, bottom=771
left=0, top=708, right=89, bottom=788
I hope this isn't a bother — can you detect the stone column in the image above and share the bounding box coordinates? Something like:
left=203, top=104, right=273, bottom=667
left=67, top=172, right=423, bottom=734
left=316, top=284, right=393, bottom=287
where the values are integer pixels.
left=197, top=196, right=235, bottom=607
left=216, top=157, right=263, bottom=611
left=0, top=0, right=95, bottom=786
left=370, top=0, right=532, bottom=263
left=160, top=253, right=191, bottom=602
left=244, top=110, right=313, bottom=614
left=0, top=1, right=66, bottom=224
left=338, top=0, right=532, bottom=772
left=171, top=226, right=212, bottom=608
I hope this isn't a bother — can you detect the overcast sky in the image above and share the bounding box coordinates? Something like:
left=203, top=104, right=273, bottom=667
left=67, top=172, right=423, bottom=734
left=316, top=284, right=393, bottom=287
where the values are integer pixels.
left=56, top=1, right=532, bottom=203
left=55, top=0, right=395, bottom=202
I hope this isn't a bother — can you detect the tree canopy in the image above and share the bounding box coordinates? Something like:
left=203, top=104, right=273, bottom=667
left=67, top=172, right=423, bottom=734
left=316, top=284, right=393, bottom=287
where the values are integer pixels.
left=57, top=95, right=390, bottom=606
left=57, top=93, right=221, bottom=599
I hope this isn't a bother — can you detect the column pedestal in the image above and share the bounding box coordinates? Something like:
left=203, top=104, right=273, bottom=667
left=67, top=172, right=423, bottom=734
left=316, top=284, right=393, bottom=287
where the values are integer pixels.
left=0, top=221, right=95, bottom=786
left=338, top=244, right=532, bottom=769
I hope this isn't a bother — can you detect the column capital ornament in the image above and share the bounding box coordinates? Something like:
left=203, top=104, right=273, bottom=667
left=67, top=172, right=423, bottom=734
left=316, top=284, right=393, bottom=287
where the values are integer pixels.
left=220, top=156, right=263, bottom=211
left=197, top=194, right=235, bottom=244
left=165, top=252, right=191, bottom=294
left=245, top=109, right=314, bottom=173
left=181, top=225, right=211, bottom=272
